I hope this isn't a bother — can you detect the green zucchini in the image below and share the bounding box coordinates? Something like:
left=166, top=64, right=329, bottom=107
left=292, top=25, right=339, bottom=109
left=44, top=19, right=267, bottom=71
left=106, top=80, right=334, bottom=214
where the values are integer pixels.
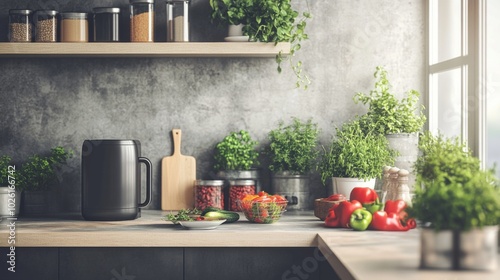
left=202, top=209, right=240, bottom=223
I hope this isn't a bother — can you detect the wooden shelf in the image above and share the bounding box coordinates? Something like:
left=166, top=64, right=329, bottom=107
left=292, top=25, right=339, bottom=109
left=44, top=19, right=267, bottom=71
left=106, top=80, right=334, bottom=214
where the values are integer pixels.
left=0, top=42, right=290, bottom=58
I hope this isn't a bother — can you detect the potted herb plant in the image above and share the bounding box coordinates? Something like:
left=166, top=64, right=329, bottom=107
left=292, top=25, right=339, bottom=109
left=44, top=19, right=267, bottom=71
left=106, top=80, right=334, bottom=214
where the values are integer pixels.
left=214, top=130, right=262, bottom=189
left=408, top=132, right=500, bottom=271
left=17, top=146, right=73, bottom=216
left=318, top=119, right=395, bottom=197
left=0, top=155, right=21, bottom=217
left=209, top=0, right=252, bottom=39
left=209, top=0, right=312, bottom=89
left=268, top=117, right=320, bottom=210
left=354, top=66, right=426, bottom=189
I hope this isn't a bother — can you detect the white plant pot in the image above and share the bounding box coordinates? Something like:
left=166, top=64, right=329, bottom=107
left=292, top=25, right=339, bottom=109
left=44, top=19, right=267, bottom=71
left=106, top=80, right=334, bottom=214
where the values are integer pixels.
left=330, top=177, right=376, bottom=198
left=228, top=24, right=244, bottom=36
left=225, top=24, right=250, bottom=42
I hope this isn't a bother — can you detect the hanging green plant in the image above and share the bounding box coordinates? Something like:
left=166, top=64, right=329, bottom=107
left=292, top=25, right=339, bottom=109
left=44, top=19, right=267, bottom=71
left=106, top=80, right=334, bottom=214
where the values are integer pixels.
left=209, top=0, right=312, bottom=89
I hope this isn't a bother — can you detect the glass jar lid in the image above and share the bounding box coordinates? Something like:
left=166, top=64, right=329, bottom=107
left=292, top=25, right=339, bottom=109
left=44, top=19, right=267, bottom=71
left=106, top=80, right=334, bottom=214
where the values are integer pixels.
left=35, top=10, right=58, bottom=16
left=60, top=12, right=88, bottom=19
left=93, top=7, right=121, bottom=14
left=195, top=180, right=224, bottom=186
left=130, top=0, right=155, bottom=4
left=9, top=9, right=33, bottom=15
left=228, top=180, right=255, bottom=186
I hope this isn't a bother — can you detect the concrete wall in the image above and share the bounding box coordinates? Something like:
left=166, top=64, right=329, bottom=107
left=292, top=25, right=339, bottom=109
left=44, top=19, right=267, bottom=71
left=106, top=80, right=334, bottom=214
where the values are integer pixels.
left=0, top=0, right=425, bottom=212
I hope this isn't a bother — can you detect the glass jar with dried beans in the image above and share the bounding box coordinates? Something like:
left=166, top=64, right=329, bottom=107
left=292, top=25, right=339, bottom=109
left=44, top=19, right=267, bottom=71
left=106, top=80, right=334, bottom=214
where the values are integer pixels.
left=227, top=180, right=256, bottom=211
left=130, top=0, right=155, bottom=42
left=8, top=9, right=33, bottom=42
left=194, top=180, right=224, bottom=211
left=34, top=10, right=58, bottom=42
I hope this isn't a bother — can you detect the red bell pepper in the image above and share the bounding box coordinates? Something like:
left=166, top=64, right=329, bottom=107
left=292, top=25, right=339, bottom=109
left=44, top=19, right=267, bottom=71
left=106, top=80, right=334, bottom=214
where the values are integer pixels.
left=350, top=187, right=383, bottom=214
left=369, top=211, right=417, bottom=231
left=350, top=187, right=378, bottom=204
left=384, top=199, right=412, bottom=223
left=384, top=200, right=407, bottom=214
left=324, top=200, right=363, bottom=228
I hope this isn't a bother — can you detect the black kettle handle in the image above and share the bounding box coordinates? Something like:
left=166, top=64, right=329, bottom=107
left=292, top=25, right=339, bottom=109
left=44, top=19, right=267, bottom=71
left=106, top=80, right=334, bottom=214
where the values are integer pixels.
left=138, top=157, right=152, bottom=208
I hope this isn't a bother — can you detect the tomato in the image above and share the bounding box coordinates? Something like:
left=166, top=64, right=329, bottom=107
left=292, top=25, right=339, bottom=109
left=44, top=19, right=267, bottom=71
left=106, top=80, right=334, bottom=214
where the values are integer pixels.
left=258, top=191, right=269, bottom=197
left=260, top=208, right=269, bottom=218
left=253, top=196, right=272, bottom=203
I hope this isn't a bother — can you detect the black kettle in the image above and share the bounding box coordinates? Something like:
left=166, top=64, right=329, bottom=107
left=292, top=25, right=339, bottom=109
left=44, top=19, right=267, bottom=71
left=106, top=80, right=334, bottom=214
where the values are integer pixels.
left=81, top=140, right=152, bottom=221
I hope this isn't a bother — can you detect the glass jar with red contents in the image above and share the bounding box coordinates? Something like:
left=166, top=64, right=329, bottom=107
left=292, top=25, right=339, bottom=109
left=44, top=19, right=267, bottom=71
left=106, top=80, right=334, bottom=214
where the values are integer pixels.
left=228, top=180, right=256, bottom=211
left=194, top=180, right=224, bottom=211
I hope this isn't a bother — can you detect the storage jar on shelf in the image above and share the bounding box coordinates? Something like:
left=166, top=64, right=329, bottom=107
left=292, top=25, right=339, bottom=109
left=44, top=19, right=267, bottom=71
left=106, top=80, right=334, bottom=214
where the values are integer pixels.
left=8, top=9, right=33, bottom=42
left=60, top=12, right=88, bottom=42
left=166, top=0, right=190, bottom=42
left=93, top=7, right=120, bottom=42
left=130, top=0, right=155, bottom=42
left=34, top=10, right=58, bottom=42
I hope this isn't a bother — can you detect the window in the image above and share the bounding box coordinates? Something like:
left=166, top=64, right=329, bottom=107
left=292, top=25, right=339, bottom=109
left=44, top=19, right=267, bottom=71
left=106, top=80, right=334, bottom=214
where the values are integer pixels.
left=427, top=0, right=498, bottom=174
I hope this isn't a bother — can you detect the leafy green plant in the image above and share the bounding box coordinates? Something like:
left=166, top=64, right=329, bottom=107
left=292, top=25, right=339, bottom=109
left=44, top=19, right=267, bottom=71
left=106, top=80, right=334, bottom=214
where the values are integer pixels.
left=209, top=0, right=253, bottom=26
left=354, top=66, right=426, bottom=134
left=318, top=120, right=395, bottom=184
left=209, top=0, right=312, bottom=89
left=17, top=146, right=73, bottom=192
left=214, top=130, right=259, bottom=171
left=0, top=155, right=12, bottom=186
left=268, top=117, right=320, bottom=174
left=408, top=132, right=500, bottom=231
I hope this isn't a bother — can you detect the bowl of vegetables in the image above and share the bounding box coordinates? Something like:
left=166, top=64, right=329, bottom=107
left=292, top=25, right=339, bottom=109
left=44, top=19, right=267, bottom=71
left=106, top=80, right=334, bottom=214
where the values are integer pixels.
left=237, top=191, right=288, bottom=223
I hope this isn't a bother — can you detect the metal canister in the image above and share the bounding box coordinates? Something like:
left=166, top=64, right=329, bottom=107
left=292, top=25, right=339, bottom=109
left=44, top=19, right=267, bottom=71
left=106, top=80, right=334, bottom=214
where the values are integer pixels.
left=93, top=7, right=120, bottom=42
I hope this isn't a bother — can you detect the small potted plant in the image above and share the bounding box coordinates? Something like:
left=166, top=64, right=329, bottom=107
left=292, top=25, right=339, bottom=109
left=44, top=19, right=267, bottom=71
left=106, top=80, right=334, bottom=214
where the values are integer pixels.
left=214, top=130, right=261, bottom=185
left=268, top=117, right=320, bottom=210
left=318, top=119, right=395, bottom=197
left=354, top=66, right=426, bottom=189
left=408, top=132, right=500, bottom=271
left=17, top=146, right=73, bottom=216
left=209, top=0, right=312, bottom=89
left=0, top=155, right=21, bottom=217
left=209, top=0, right=253, bottom=39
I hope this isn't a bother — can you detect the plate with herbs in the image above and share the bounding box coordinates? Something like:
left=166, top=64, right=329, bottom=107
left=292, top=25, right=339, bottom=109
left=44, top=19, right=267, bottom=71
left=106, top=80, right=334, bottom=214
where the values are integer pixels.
left=163, top=208, right=226, bottom=229
left=178, top=219, right=226, bottom=230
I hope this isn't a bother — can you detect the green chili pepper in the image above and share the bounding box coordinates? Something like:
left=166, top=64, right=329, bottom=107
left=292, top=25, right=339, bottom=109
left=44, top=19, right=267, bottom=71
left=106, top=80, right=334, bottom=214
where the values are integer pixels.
left=349, top=208, right=373, bottom=231
left=363, top=198, right=384, bottom=214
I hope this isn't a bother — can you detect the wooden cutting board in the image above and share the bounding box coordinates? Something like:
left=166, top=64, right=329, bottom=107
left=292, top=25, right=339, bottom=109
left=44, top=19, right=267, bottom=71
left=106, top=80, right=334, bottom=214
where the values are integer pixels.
left=161, top=129, right=196, bottom=210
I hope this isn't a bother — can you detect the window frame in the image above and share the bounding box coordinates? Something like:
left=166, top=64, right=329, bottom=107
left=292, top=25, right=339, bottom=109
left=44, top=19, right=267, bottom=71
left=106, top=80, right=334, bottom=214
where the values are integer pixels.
left=426, top=0, right=487, bottom=168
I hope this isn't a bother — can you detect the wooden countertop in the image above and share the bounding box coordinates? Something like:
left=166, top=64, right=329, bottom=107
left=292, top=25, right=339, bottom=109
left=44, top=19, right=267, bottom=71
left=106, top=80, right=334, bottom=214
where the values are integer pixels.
left=1, top=210, right=499, bottom=280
